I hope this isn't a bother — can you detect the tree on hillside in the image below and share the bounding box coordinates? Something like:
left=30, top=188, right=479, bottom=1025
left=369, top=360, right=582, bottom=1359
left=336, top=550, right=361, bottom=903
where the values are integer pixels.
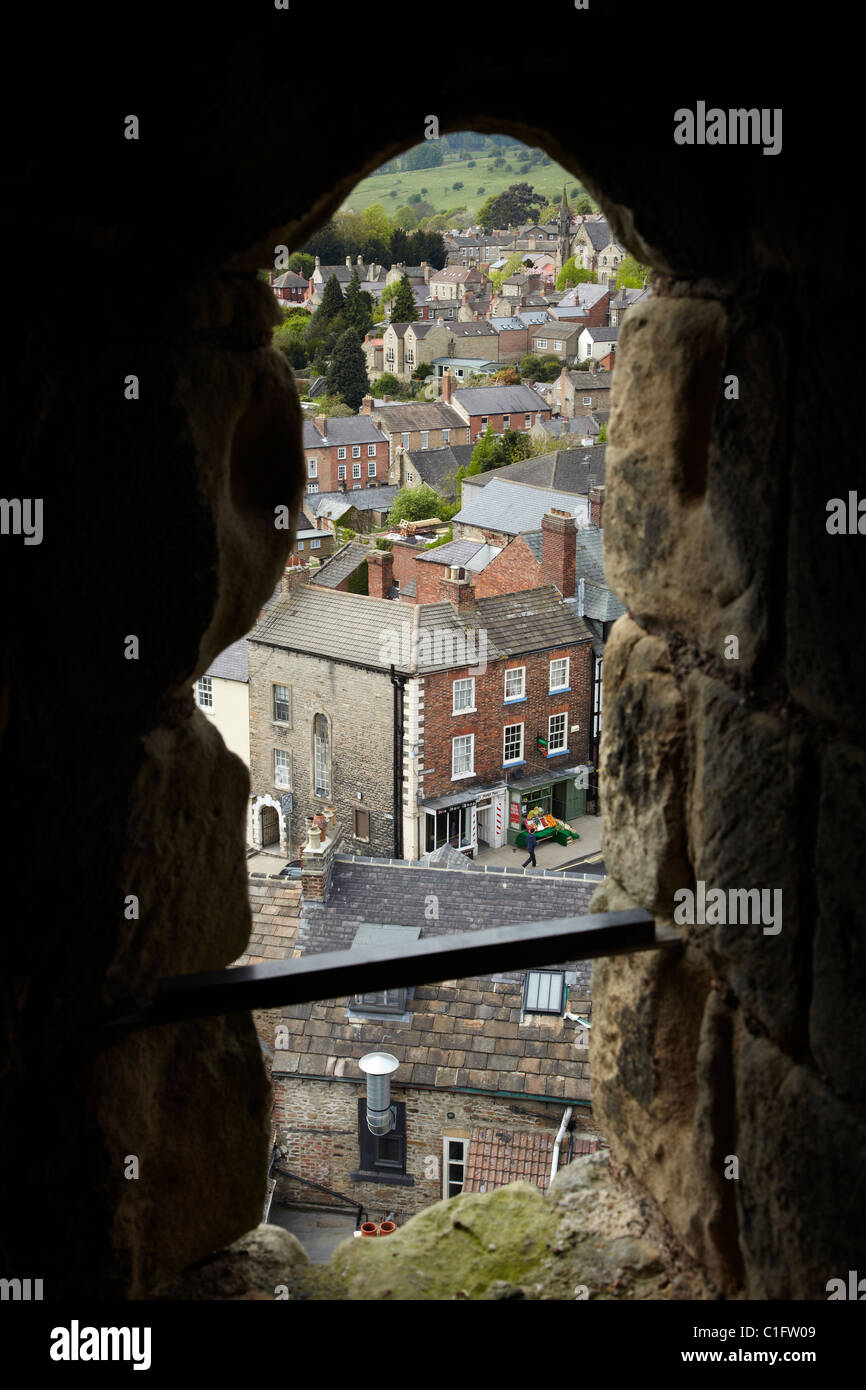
left=406, top=143, right=443, bottom=170
left=476, top=193, right=498, bottom=231
left=389, top=273, right=418, bottom=323
left=393, top=205, right=418, bottom=230
left=302, top=220, right=344, bottom=263
left=387, top=484, right=452, bottom=526
left=485, top=183, right=545, bottom=230
left=556, top=258, right=597, bottom=291
left=362, top=202, right=392, bottom=247
left=575, top=194, right=595, bottom=216
left=289, top=252, right=315, bottom=277
left=616, top=254, right=651, bottom=289
left=272, top=313, right=310, bottom=368
left=325, top=329, right=370, bottom=412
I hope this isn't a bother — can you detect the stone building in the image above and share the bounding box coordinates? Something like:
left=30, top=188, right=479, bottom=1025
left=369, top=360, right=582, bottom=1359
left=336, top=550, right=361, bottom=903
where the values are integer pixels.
left=243, top=828, right=600, bottom=1223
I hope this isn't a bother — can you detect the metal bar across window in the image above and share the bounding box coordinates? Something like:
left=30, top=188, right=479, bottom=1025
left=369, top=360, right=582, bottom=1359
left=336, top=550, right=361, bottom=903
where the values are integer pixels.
left=101, top=910, right=677, bottom=1033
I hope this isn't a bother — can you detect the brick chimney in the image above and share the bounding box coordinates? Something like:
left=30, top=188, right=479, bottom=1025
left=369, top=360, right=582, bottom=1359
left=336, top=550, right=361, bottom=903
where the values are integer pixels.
left=541, top=509, right=577, bottom=597
left=346, top=255, right=352, bottom=269
left=560, top=365, right=569, bottom=420
left=360, top=395, right=374, bottom=415
left=279, top=563, right=310, bottom=596
left=441, top=370, right=454, bottom=405
left=423, top=263, right=431, bottom=284
left=314, top=414, right=327, bottom=437
left=300, top=807, right=342, bottom=903
left=589, top=485, right=605, bottom=529
left=366, top=547, right=394, bottom=598
left=439, top=566, right=475, bottom=611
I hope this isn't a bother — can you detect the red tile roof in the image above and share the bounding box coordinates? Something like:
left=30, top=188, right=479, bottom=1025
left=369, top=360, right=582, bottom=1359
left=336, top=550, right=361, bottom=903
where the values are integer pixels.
left=463, top=1127, right=599, bottom=1194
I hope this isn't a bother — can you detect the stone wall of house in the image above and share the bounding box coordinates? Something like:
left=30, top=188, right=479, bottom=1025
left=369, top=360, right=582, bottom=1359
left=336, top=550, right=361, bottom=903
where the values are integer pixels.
left=271, top=1075, right=592, bottom=1220
left=248, top=643, right=396, bottom=859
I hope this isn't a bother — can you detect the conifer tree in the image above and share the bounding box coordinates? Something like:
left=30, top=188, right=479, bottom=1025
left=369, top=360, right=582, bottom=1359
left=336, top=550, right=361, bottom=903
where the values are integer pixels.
left=389, top=273, right=418, bottom=323
left=325, top=329, right=370, bottom=413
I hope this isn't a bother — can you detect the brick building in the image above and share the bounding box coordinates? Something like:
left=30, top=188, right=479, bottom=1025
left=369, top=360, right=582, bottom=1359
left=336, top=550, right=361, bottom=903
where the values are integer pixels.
left=553, top=365, right=614, bottom=417
left=302, top=415, right=389, bottom=494
left=240, top=834, right=601, bottom=1226
left=364, top=391, right=469, bottom=477
left=451, top=383, right=551, bottom=442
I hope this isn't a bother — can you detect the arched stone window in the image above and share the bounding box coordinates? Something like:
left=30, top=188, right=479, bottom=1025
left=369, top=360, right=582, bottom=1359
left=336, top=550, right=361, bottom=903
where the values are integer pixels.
left=313, top=713, right=331, bottom=799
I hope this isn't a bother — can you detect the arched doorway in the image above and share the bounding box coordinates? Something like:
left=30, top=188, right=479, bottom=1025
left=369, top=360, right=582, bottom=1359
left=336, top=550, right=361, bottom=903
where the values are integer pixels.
left=260, top=803, right=280, bottom=849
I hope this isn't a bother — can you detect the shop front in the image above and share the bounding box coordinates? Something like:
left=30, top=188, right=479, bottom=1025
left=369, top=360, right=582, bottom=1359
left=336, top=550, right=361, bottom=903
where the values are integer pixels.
left=422, top=785, right=508, bottom=857
left=505, top=766, right=590, bottom=847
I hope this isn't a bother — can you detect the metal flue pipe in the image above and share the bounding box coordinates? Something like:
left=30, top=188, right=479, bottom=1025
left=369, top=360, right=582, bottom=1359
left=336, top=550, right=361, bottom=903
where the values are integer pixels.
left=359, top=1052, right=400, bottom=1136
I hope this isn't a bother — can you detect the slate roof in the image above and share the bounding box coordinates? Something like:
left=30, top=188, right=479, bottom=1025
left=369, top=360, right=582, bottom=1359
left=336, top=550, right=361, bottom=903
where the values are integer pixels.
left=429, top=266, right=478, bottom=283
left=454, top=477, right=591, bottom=536
left=310, top=540, right=369, bottom=590
left=415, top=538, right=485, bottom=568
left=532, top=321, right=582, bottom=339
left=523, top=523, right=626, bottom=623
left=452, top=384, right=549, bottom=417
left=581, top=221, right=613, bottom=251
left=540, top=416, right=599, bottom=440
left=266, top=855, right=595, bottom=1100
left=373, top=402, right=466, bottom=433
left=460, top=448, right=606, bottom=497
left=204, top=636, right=249, bottom=683
left=556, top=282, right=610, bottom=310
left=565, top=371, right=614, bottom=392
left=449, top=320, right=496, bottom=337
left=302, top=417, right=386, bottom=447
left=580, top=325, right=619, bottom=343
left=303, top=486, right=399, bottom=520
left=402, top=444, right=474, bottom=500
left=464, top=1128, right=599, bottom=1194
left=273, top=271, right=308, bottom=288
left=249, top=582, right=592, bottom=672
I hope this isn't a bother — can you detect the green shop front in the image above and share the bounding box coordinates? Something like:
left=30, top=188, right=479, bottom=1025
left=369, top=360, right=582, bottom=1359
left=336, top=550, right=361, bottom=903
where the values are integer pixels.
left=505, top=765, right=590, bottom=847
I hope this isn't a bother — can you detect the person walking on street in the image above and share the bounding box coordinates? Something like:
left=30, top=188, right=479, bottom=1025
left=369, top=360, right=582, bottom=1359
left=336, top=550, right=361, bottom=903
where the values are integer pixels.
left=522, top=828, right=538, bottom=869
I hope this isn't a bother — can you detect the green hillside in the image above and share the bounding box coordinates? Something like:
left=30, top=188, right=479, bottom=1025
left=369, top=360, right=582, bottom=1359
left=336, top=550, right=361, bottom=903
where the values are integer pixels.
left=340, top=141, right=588, bottom=223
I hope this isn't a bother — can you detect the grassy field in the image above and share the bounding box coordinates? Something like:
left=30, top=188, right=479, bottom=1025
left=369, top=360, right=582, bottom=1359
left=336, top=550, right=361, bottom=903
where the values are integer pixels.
left=340, top=144, right=589, bottom=222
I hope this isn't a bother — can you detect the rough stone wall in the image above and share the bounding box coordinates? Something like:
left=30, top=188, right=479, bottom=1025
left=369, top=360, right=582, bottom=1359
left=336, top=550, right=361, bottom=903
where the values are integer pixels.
left=591, top=283, right=866, bottom=1298
left=271, top=1075, right=582, bottom=1219
left=247, top=643, right=396, bottom=860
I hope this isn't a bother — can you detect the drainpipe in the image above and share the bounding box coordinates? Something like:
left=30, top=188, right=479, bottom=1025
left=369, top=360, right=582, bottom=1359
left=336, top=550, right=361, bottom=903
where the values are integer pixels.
left=389, top=664, right=405, bottom=860
left=550, top=1106, right=573, bottom=1184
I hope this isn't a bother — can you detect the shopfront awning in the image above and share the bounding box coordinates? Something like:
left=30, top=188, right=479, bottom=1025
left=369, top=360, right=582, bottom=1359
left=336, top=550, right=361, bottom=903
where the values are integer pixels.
left=422, top=782, right=503, bottom=812
left=506, top=765, right=587, bottom=795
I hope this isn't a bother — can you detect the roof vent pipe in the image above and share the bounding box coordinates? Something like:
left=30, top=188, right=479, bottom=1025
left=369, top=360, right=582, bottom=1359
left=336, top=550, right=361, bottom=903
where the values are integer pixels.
left=359, top=1052, right=400, bottom=1136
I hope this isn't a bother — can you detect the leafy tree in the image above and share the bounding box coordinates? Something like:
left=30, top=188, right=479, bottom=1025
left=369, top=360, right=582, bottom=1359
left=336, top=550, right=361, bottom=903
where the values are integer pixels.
left=597, top=422, right=608, bottom=442
left=362, top=202, right=392, bottom=248
left=325, top=329, right=370, bottom=412
left=289, top=252, right=315, bottom=277
left=311, top=392, right=354, bottom=418
left=360, top=234, right=390, bottom=266
left=489, top=249, right=526, bottom=293
left=388, top=189, right=398, bottom=198
left=387, top=484, right=452, bottom=525
left=467, top=160, right=476, bottom=168
left=477, top=186, right=485, bottom=195
left=389, top=273, right=418, bottom=323
left=406, top=144, right=443, bottom=170
left=485, top=182, right=545, bottom=230
left=539, top=355, right=563, bottom=381
left=301, top=220, right=345, bottom=263
left=574, top=194, right=595, bottom=216
left=469, top=426, right=534, bottom=474
left=272, top=314, right=309, bottom=368
left=452, top=181, right=464, bottom=190
left=393, top=205, right=418, bottom=230
left=490, top=366, right=519, bottom=385
left=556, top=258, right=597, bottom=290
left=616, top=254, right=651, bottom=289
left=411, top=361, right=431, bottom=382
left=372, top=372, right=401, bottom=396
